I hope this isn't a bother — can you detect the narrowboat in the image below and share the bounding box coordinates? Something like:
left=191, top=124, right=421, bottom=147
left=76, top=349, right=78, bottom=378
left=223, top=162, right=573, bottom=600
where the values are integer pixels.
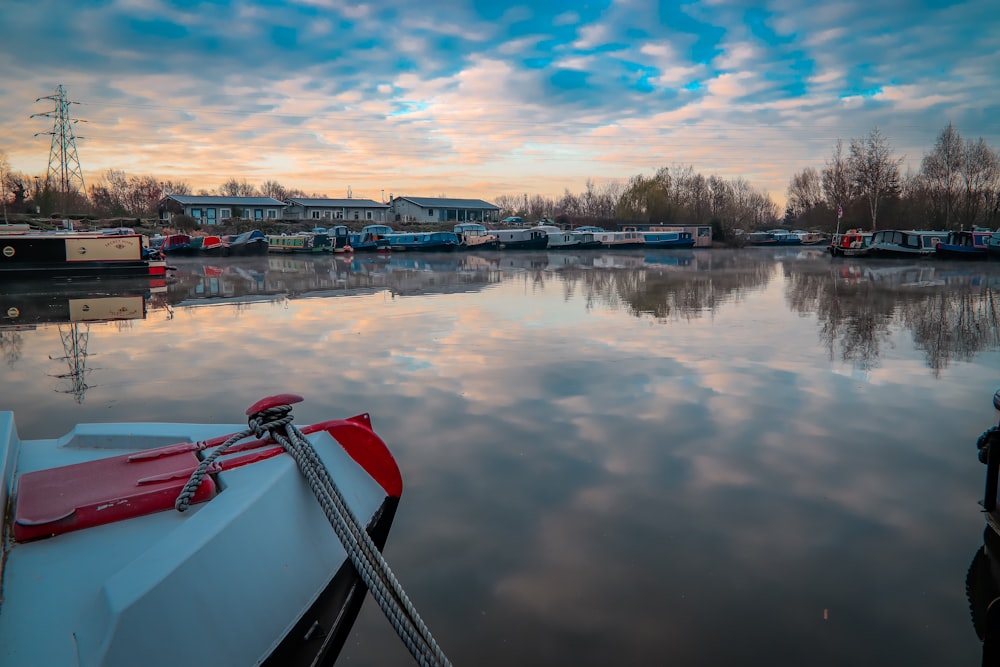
left=224, top=230, right=269, bottom=256
left=350, top=225, right=393, bottom=253
left=532, top=225, right=590, bottom=250
left=0, top=394, right=450, bottom=667
left=267, top=233, right=333, bottom=254
left=384, top=231, right=461, bottom=252
left=865, top=229, right=948, bottom=259
left=642, top=231, right=696, bottom=249
left=0, top=227, right=168, bottom=279
left=934, top=229, right=996, bottom=260
left=160, top=233, right=196, bottom=256
left=829, top=230, right=873, bottom=257
left=489, top=228, right=549, bottom=250
left=191, top=235, right=228, bottom=257
left=745, top=230, right=801, bottom=246
left=454, top=223, right=499, bottom=250
left=591, top=231, right=645, bottom=249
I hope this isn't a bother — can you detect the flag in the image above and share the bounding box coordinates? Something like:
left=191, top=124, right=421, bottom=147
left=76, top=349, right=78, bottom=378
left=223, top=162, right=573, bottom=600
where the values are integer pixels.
left=837, top=206, right=843, bottom=219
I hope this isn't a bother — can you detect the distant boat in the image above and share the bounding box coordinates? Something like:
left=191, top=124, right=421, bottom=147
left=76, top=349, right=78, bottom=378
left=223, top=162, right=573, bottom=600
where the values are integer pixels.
left=865, top=229, right=948, bottom=259
left=384, top=231, right=461, bottom=252
left=642, top=231, right=696, bottom=249
left=934, top=229, right=995, bottom=260
left=224, top=230, right=269, bottom=256
left=592, top=231, right=645, bottom=249
left=829, top=230, right=873, bottom=257
left=191, top=235, right=228, bottom=257
left=160, top=233, right=196, bottom=256
left=454, top=223, right=499, bottom=250
left=350, top=225, right=393, bottom=253
left=488, top=228, right=548, bottom=250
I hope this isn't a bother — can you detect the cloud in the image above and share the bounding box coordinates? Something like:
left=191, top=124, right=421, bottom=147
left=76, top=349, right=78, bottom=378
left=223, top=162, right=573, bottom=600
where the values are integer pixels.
left=0, top=0, right=997, bottom=207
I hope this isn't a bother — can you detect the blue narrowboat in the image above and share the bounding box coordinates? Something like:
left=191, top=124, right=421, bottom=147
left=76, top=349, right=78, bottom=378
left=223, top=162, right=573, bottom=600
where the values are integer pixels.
left=383, top=231, right=461, bottom=252
left=642, top=231, right=696, bottom=249
left=934, top=229, right=996, bottom=260
left=350, top=224, right=393, bottom=253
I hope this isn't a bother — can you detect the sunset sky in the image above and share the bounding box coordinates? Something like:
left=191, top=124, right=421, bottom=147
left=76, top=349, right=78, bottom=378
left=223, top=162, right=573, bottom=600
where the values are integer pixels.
left=1, top=0, right=997, bottom=208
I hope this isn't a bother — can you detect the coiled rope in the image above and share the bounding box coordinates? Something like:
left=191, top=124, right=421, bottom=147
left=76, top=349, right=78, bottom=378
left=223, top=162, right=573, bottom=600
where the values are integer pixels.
left=175, top=403, right=452, bottom=667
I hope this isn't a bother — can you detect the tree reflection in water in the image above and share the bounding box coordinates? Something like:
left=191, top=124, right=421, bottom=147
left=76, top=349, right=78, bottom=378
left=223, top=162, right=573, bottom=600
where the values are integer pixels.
left=785, top=260, right=1000, bottom=376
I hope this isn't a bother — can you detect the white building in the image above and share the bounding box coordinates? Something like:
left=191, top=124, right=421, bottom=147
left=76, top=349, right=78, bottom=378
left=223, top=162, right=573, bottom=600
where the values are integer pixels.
left=159, top=195, right=286, bottom=225
left=283, top=198, right=389, bottom=223
left=389, top=196, right=501, bottom=224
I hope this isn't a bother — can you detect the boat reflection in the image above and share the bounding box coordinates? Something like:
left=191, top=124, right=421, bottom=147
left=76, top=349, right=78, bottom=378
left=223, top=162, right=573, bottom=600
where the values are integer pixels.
left=785, top=259, right=1000, bottom=375
left=0, top=281, right=168, bottom=402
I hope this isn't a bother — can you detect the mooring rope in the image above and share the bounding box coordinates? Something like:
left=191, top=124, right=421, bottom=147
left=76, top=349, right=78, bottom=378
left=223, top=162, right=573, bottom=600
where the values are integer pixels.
left=176, top=404, right=452, bottom=667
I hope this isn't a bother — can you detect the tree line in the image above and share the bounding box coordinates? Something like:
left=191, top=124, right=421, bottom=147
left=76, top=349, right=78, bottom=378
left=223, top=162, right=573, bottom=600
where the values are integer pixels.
left=785, top=123, right=1000, bottom=232
left=3, top=121, right=998, bottom=234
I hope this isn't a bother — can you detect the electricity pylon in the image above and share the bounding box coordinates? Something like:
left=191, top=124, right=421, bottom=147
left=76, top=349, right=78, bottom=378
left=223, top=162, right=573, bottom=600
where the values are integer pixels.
left=32, top=84, right=86, bottom=198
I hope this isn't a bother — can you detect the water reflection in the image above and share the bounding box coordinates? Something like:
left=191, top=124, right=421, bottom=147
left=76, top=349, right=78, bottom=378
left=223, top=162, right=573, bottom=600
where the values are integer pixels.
left=0, top=281, right=167, bottom=401
left=783, top=258, right=1000, bottom=375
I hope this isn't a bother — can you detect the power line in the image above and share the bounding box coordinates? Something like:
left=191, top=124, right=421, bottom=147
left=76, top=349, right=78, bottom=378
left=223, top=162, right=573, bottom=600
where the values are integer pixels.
left=32, top=84, right=87, bottom=196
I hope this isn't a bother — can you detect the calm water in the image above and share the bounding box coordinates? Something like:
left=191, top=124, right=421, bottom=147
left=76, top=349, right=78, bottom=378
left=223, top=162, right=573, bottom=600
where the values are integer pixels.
left=2, top=247, right=1000, bottom=666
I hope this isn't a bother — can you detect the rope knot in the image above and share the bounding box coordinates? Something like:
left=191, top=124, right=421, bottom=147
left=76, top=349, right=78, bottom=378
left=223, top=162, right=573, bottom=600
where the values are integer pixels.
left=248, top=404, right=294, bottom=440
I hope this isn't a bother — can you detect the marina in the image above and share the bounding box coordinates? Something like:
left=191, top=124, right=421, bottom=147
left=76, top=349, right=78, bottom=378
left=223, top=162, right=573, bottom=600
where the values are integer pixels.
left=1, top=248, right=998, bottom=665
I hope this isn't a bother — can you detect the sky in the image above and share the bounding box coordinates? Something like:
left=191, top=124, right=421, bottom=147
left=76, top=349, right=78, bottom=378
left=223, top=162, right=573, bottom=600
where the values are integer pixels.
left=1, top=0, right=998, bottom=208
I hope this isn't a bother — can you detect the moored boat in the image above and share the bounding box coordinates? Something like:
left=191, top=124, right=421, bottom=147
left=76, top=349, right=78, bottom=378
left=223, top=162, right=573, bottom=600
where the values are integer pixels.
left=489, top=228, right=548, bottom=250
left=641, top=231, right=696, bottom=249
left=384, top=231, right=461, bottom=252
left=454, top=223, right=499, bottom=250
left=829, top=229, right=873, bottom=257
left=350, top=224, right=393, bottom=253
left=0, top=227, right=167, bottom=279
left=0, top=394, right=450, bottom=667
left=160, top=233, right=196, bottom=256
left=934, top=229, right=995, bottom=260
left=592, top=231, right=645, bottom=249
left=191, top=234, right=228, bottom=257
left=865, top=229, right=948, bottom=259
left=224, top=229, right=269, bottom=256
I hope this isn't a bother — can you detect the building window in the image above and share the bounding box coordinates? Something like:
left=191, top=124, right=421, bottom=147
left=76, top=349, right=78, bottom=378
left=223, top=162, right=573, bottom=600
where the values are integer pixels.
left=254, top=209, right=263, bottom=220
left=366, top=211, right=373, bottom=220
left=206, top=208, right=217, bottom=224
left=335, top=211, right=343, bottom=219
left=323, top=210, right=331, bottom=219
left=427, top=209, right=434, bottom=216
left=191, top=208, right=202, bottom=221
left=267, top=210, right=277, bottom=219
left=354, top=211, right=359, bottom=220
left=221, top=208, right=231, bottom=219
left=311, top=211, right=321, bottom=219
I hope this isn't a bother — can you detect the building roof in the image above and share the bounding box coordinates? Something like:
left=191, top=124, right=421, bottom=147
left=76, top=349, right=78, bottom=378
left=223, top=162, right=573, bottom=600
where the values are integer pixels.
left=164, top=195, right=286, bottom=206
left=393, top=196, right=499, bottom=210
left=286, top=198, right=388, bottom=208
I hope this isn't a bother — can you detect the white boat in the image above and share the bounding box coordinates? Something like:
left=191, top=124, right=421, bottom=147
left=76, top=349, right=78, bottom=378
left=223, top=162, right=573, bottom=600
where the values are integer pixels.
left=0, top=394, right=450, bottom=667
left=591, top=231, right=645, bottom=249
left=453, top=223, right=498, bottom=249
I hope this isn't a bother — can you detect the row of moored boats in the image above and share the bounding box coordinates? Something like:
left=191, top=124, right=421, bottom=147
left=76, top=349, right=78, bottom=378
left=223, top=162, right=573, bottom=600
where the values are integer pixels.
left=828, top=228, right=1000, bottom=260
left=151, top=223, right=698, bottom=256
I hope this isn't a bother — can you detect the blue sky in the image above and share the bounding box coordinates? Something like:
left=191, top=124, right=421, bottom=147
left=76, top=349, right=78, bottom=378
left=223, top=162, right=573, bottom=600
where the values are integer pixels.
left=1, top=0, right=997, bottom=207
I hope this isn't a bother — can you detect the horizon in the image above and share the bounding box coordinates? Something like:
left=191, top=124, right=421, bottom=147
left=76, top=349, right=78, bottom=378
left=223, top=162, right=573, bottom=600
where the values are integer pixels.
left=1, top=0, right=998, bottom=211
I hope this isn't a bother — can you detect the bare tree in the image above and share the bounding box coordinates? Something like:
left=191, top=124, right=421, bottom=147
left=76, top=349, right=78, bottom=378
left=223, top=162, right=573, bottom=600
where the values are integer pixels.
left=260, top=179, right=288, bottom=201
left=822, top=139, right=854, bottom=219
left=958, top=137, right=1000, bottom=228
left=920, top=122, right=964, bottom=228
left=219, top=178, right=259, bottom=197
left=786, top=167, right=824, bottom=217
left=849, top=127, right=902, bottom=231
